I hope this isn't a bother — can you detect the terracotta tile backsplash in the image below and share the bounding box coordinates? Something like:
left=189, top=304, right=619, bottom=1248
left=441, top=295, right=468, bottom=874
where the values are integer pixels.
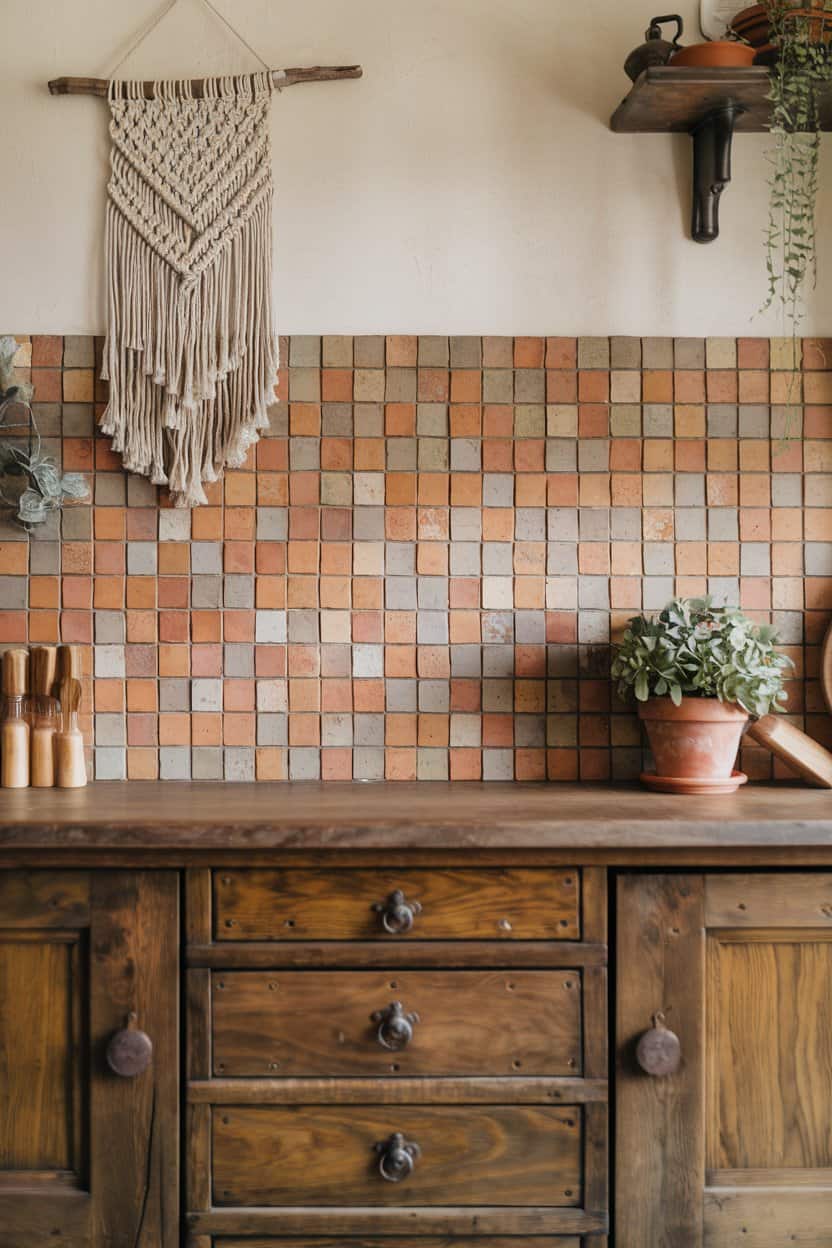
left=1, top=333, right=830, bottom=781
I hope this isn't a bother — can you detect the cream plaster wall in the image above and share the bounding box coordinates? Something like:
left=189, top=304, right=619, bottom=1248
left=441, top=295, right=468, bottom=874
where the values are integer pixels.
left=2, top=0, right=831, bottom=335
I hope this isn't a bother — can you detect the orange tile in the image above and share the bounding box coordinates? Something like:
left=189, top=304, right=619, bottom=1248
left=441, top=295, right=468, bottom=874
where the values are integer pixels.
left=385, top=403, right=416, bottom=436
left=642, top=370, right=673, bottom=402
left=386, top=335, right=417, bottom=366
left=289, top=403, right=321, bottom=436
left=0, top=544, right=28, bottom=575
left=450, top=370, right=481, bottom=402
left=29, top=576, right=59, bottom=608
left=515, top=337, right=545, bottom=368
left=385, top=747, right=417, bottom=780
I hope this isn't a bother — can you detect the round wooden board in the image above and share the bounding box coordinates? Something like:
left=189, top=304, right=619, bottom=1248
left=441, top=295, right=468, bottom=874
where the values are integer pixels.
left=821, top=621, right=832, bottom=717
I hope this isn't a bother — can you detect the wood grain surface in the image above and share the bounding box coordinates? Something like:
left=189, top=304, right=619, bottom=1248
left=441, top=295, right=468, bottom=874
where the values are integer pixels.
left=615, top=875, right=705, bottom=1248
left=1, top=783, right=831, bottom=861
left=211, top=969, right=582, bottom=1077
left=212, top=1104, right=582, bottom=1207
left=213, top=867, right=579, bottom=941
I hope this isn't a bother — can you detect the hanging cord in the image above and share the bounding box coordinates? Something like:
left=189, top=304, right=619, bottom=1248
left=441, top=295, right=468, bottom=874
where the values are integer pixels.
left=105, top=0, right=271, bottom=79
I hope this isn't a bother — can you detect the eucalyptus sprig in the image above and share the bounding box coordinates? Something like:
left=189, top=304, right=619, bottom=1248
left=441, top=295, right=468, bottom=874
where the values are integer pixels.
left=762, top=1, right=832, bottom=331
left=611, top=597, right=793, bottom=718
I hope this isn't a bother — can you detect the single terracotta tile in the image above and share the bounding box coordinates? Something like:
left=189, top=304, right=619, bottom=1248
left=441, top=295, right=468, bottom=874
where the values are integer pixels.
left=31, top=335, right=63, bottom=366
left=63, top=370, right=94, bottom=402
left=385, top=747, right=417, bottom=781
left=95, top=440, right=121, bottom=471
left=482, top=438, right=513, bottom=471
left=516, top=749, right=546, bottom=780
left=126, top=510, right=158, bottom=541
left=62, top=576, right=92, bottom=609
left=546, top=337, right=577, bottom=368
left=418, top=543, right=448, bottom=576
left=483, top=406, right=514, bottom=438
left=159, top=712, right=191, bottom=746
left=224, top=471, right=257, bottom=506
left=738, top=370, right=769, bottom=403
left=126, top=610, right=157, bottom=643
left=321, top=369, right=353, bottom=402
left=31, top=369, right=62, bottom=402
left=706, top=370, right=738, bottom=403
left=386, top=335, right=418, bottom=366
left=257, top=438, right=288, bottom=470
left=708, top=542, right=740, bottom=575
left=674, top=370, right=705, bottom=403
left=59, top=612, right=91, bottom=643
left=418, top=369, right=449, bottom=402
left=642, top=370, right=673, bottom=402
left=127, top=678, right=157, bottom=712
left=547, top=370, right=577, bottom=403
left=449, top=748, right=482, bottom=780
left=644, top=439, right=673, bottom=472
left=708, top=440, right=738, bottom=472
left=707, top=474, right=739, bottom=506
left=515, top=337, right=545, bottom=368
left=579, top=474, right=611, bottom=506
left=385, top=403, right=417, bottom=436
left=321, top=748, right=352, bottom=780
left=95, top=679, right=124, bottom=712
left=94, top=543, right=124, bottom=575
left=737, top=337, right=769, bottom=368
left=578, top=371, right=609, bottom=403
left=548, top=473, right=579, bottom=506
left=353, top=677, right=385, bottom=711
left=450, top=370, right=481, bottom=403
left=482, top=508, right=514, bottom=541
left=158, top=577, right=189, bottom=608
left=127, top=749, right=158, bottom=780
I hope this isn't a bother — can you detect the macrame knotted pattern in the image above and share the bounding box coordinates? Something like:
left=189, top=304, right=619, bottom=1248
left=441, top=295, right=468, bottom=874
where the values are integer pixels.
left=101, top=74, right=277, bottom=506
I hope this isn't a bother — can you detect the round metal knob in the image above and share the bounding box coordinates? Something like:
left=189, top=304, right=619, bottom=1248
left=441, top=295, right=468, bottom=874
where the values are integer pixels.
left=635, top=1011, right=681, bottom=1077
left=371, top=1001, right=420, bottom=1050
left=106, top=1012, right=153, bottom=1078
left=372, top=889, right=422, bottom=935
left=375, top=1132, right=420, bottom=1182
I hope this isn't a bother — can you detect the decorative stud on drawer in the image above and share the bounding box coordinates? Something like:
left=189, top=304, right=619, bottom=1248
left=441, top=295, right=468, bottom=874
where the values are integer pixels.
left=372, top=888, right=422, bottom=934
left=374, top=1131, right=421, bottom=1182
left=371, top=1000, right=420, bottom=1050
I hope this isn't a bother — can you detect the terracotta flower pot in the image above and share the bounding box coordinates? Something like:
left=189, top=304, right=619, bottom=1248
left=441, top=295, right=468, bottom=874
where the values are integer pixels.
left=638, top=697, right=749, bottom=794
left=671, top=41, right=757, bottom=67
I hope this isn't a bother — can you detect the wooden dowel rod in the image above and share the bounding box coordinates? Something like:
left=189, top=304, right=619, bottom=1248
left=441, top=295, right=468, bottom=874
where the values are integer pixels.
left=48, top=65, right=362, bottom=97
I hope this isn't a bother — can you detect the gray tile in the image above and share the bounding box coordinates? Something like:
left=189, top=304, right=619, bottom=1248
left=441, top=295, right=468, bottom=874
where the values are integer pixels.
left=289, top=335, right=321, bottom=366
left=63, top=335, right=95, bottom=367
left=192, top=747, right=224, bottom=779
left=61, top=508, right=92, bottom=540
left=708, top=509, right=738, bottom=541
left=95, top=474, right=126, bottom=506
left=548, top=508, right=579, bottom=541
left=741, top=543, right=772, bottom=575
left=192, top=679, right=223, bottom=712
left=127, top=542, right=157, bottom=576
left=483, top=370, right=513, bottom=403
left=419, top=680, right=450, bottom=712
left=642, top=337, right=674, bottom=368
left=771, top=474, right=802, bottom=507
left=354, top=713, right=384, bottom=747
left=258, top=713, right=288, bottom=746
left=354, top=748, right=384, bottom=780
left=95, top=712, right=125, bottom=746
left=224, top=747, right=255, bottom=782
left=0, top=577, right=27, bottom=608
left=516, top=508, right=546, bottom=541
left=449, top=336, right=482, bottom=368
left=62, top=403, right=94, bottom=435
left=739, top=405, right=770, bottom=438
left=708, top=405, right=738, bottom=438
left=805, top=543, right=832, bottom=575
left=610, top=508, right=641, bottom=541
left=610, top=336, right=641, bottom=369
left=514, top=370, right=545, bottom=403
left=192, top=542, right=223, bottom=574
left=160, top=678, right=189, bottom=712
left=675, top=475, right=706, bottom=507
left=416, top=611, right=449, bottom=644
left=289, top=748, right=321, bottom=779
left=416, top=404, right=448, bottom=437
left=579, top=509, right=609, bottom=541
left=577, top=337, right=609, bottom=368
left=482, top=748, right=514, bottom=780
left=353, top=335, right=385, bottom=368
left=417, top=748, right=449, bottom=780
left=95, top=747, right=126, bottom=780
left=224, top=644, right=254, bottom=678
left=94, top=610, right=124, bottom=643
left=127, top=476, right=158, bottom=507
left=643, top=404, right=673, bottom=437
left=418, top=336, right=449, bottom=367
left=224, top=575, right=254, bottom=608
left=160, top=747, right=190, bottom=780
left=192, top=575, right=222, bottom=609
left=288, top=609, right=318, bottom=642
left=674, top=337, right=705, bottom=368
left=322, top=335, right=353, bottom=367
left=386, top=679, right=417, bottom=712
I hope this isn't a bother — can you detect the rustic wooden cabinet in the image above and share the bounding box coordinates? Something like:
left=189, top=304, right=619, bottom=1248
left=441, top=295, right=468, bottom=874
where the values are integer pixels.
left=616, top=873, right=832, bottom=1247
left=0, top=870, right=179, bottom=1248
left=2, top=782, right=832, bottom=1248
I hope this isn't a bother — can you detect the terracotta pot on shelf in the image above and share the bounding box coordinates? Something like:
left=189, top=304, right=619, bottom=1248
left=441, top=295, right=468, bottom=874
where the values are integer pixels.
left=638, top=697, right=749, bottom=794
left=671, top=40, right=757, bottom=67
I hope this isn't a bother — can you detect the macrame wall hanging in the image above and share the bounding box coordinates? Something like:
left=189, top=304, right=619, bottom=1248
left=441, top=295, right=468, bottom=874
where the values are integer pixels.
left=49, top=0, right=361, bottom=506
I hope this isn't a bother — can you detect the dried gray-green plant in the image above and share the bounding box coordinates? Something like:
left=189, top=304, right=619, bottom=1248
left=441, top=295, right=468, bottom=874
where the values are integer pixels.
left=0, top=335, right=89, bottom=529
left=611, top=596, right=793, bottom=718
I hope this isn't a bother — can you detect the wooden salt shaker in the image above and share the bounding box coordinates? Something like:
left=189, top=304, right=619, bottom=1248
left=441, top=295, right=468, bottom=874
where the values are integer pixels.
left=30, top=645, right=58, bottom=787
left=1, top=649, right=30, bottom=788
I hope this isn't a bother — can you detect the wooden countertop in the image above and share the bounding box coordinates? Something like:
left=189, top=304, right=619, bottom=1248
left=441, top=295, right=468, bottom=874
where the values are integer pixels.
left=0, top=781, right=829, bottom=864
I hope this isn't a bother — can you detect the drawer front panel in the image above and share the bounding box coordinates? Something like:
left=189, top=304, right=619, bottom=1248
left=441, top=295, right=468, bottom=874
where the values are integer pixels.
left=215, top=1241, right=582, bottom=1247
left=212, top=969, right=582, bottom=1076
left=214, top=869, right=580, bottom=941
left=212, top=1105, right=582, bottom=1206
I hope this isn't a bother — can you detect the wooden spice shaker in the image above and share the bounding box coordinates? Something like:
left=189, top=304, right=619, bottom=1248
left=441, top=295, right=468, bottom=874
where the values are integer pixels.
left=1, top=649, right=30, bottom=788
left=30, top=646, right=59, bottom=787
left=55, top=646, right=86, bottom=789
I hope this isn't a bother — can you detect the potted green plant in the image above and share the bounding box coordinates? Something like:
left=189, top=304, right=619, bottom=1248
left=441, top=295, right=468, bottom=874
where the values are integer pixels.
left=612, top=597, right=793, bottom=793
left=762, top=1, right=832, bottom=335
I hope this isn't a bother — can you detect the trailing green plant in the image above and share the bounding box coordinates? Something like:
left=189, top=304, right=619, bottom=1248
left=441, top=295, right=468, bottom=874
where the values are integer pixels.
left=0, top=335, right=89, bottom=529
left=611, top=597, right=793, bottom=717
left=762, top=1, right=832, bottom=333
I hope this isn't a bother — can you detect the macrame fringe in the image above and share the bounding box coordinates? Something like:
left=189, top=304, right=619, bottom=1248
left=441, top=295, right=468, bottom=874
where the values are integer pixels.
left=101, top=74, right=278, bottom=506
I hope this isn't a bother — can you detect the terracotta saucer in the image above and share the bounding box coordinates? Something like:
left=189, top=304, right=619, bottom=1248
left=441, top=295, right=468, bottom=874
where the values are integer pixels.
left=640, top=770, right=748, bottom=795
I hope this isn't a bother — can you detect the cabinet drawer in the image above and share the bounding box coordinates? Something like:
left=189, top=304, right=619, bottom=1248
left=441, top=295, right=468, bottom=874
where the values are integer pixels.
left=212, top=1105, right=582, bottom=1206
left=215, top=1241, right=581, bottom=1248
left=212, top=969, right=582, bottom=1076
left=213, top=868, right=580, bottom=941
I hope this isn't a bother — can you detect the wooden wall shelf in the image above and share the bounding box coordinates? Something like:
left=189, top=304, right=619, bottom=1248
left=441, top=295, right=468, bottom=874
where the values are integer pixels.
left=610, top=65, right=832, bottom=243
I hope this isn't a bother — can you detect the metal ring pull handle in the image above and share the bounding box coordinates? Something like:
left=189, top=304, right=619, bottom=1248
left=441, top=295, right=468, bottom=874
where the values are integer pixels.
left=635, top=1010, right=681, bottom=1077
left=375, top=1132, right=421, bottom=1182
left=372, top=889, right=422, bottom=935
left=106, top=1011, right=153, bottom=1078
left=372, top=1001, right=420, bottom=1050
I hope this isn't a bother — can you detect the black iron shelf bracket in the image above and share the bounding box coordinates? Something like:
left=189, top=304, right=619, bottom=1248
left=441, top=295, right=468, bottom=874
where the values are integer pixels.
left=690, top=103, right=744, bottom=243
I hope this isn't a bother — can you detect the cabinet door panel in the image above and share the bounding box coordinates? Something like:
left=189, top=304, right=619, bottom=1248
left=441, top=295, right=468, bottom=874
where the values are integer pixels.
left=0, top=869, right=178, bottom=1248
left=0, top=931, right=83, bottom=1174
left=617, top=873, right=832, bottom=1248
